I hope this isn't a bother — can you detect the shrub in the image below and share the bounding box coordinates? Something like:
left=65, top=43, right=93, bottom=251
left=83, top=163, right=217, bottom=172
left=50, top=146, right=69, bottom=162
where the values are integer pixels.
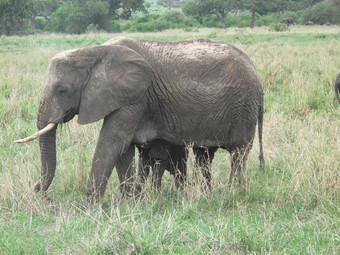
left=34, top=17, right=47, bottom=30
left=201, top=15, right=223, bottom=28
left=269, top=23, right=289, bottom=32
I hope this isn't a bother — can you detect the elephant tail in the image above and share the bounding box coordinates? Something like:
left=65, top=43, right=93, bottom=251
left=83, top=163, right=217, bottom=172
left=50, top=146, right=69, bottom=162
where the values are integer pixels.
left=258, top=103, right=265, bottom=170
left=335, top=74, right=340, bottom=104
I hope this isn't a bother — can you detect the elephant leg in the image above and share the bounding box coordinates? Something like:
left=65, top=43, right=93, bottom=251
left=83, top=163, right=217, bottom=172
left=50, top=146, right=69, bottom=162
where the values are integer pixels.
left=229, top=144, right=252, bottom=186
left=115, top=144, right=138, bottom=198
left=86, top=105, right=143, bottom=204
left=193, top=147, right=217, bottom=189
left=152, top=160, right=165, bottom=190
left=138, top=147, right=151, bottom=186
left=173, top=147, right=188, bottom=189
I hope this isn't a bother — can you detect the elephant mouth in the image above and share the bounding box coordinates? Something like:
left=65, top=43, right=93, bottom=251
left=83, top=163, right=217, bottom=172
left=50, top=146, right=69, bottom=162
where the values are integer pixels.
left=63, top=108, right=78, bottom=123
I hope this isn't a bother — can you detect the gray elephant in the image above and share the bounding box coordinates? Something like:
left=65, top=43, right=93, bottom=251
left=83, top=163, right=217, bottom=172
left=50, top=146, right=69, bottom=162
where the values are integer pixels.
left=335, top=72, right=340, bottom=104
left=305, top=21, right=314, bottom=26
left=137, top=141, right=217, bottom=190
left=15, top=37, right=265, bottom=203
left=280, top=17, right=294, bottom=26
left=137, top=140, right=188, bottom=190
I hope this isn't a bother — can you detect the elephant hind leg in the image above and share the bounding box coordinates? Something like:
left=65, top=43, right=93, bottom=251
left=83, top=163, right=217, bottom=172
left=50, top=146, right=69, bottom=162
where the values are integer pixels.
left=193, top=147, right=217, bottom=190
left=229, top=144, right=252, bottom=187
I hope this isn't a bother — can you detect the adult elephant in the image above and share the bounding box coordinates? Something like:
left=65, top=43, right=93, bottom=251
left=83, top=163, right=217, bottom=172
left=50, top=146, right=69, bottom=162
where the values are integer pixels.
left=280, top=17, right=294, bottom=26
left=335, top=72, right=340, bottom=104
left=15, top=37, right=265, bottom=203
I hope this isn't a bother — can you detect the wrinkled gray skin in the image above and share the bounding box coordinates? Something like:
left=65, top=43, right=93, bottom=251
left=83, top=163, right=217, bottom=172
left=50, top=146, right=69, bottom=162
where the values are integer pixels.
left=33, top=37, right=265, bottom=203
left=335, top=72, right=340, bottom=104
left=280, top=17, right=294, bottom=26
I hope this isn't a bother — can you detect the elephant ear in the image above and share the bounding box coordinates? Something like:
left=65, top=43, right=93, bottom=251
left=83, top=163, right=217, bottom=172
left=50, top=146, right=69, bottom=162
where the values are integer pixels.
left=78, top=45, right=154, bottom=124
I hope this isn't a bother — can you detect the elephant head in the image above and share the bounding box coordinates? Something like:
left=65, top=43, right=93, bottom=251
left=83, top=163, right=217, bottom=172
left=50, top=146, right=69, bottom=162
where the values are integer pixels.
left=335, top=72, right=340, bottom=104
left=16, top=44, right=153, bottom=196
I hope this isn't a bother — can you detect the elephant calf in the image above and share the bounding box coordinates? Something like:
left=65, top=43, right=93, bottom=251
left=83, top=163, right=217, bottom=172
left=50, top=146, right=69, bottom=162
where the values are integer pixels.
left=138, top=140, right=188, bottom=190
left=138, top=141, right=218, bottom=191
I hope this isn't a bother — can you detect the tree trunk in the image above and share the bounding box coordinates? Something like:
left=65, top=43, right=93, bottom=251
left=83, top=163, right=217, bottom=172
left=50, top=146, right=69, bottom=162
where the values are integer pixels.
left=251, top=9, right=255, bottom=29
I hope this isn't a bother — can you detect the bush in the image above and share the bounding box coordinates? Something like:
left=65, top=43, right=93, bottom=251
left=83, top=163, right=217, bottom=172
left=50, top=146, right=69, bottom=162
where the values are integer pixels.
left=269, top=23, right=289, bottom=32
left=34, top=17, right=47, bottom=30
left=236, top=11, right=252, bottom=27
left=202, top=15, right=224, bottom=28
left=125, top=11, right=192, bottom=32
left=302, top=2, right=340, bottom=25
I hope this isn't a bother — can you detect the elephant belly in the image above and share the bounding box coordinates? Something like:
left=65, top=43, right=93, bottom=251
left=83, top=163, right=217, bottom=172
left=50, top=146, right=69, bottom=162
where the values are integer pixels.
left=133, top=120, right=158, bottom=145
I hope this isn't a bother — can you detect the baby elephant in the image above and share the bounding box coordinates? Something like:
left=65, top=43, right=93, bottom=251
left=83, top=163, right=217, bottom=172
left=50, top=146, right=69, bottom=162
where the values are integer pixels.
left=138, top=140, right=188, bottom=190
left=138, top=140, right=218, bottom=190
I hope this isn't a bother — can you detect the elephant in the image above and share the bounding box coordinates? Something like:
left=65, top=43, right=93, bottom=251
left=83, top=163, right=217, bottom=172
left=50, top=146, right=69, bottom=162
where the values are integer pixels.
left=137, top=140, right=188, bottom=190
left=15, top=37, right=265, bottom=203
left=137, top=141, right=217, bottom=191
left=305, top=21, right=314, bottom=26
left=280, top=17, right=294, bottom=26
left=335, top=72, right=340, bottom=104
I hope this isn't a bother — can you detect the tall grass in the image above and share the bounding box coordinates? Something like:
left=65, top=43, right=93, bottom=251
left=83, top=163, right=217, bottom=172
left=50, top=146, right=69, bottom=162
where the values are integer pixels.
left=1, top=27, right=339, bottom=254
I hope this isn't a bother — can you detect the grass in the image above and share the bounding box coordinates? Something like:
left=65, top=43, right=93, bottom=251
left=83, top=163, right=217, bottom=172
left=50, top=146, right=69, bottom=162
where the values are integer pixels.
left=1, top=26, right=339, bottom=254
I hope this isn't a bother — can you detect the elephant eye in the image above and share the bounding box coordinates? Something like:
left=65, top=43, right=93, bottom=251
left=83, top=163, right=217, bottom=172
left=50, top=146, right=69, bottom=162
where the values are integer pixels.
left=57, top=87, right=67, bottom=96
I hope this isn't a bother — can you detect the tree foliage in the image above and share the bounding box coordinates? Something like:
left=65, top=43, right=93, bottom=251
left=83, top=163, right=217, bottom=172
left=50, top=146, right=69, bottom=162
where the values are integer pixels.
left=0, top=0, right=30, bottom=35
left=157, top=0, right=185, bottom=10
left=302, top=1, right=340, bottom=24
left=183, top=0, right=238, bottom=27
left=0, top=0, right=146, bottom=35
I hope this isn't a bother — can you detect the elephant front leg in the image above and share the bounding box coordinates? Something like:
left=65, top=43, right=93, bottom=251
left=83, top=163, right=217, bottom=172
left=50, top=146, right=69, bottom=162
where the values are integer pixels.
left=86, top=105, right=144, bottom=204
left=115, top=144, right=138, bottom=198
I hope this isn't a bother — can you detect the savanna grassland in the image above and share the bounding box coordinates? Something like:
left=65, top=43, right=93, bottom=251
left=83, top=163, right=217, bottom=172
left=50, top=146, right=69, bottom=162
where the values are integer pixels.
left=0, top=26, right=339, bottom=254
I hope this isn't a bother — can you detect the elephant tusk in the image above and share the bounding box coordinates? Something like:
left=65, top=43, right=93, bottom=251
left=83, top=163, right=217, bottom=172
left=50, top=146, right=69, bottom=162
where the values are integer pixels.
left=14, top=123, right=57, bottom=143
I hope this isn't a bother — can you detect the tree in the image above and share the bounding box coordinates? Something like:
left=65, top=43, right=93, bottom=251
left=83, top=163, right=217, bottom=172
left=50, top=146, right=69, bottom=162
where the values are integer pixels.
left=107, top=0, right=146, bottom=19
left=241, top=0, right=275, bottom=28
left=0, top=0, right=30, bottom=35
left=157, top=0, right=185, bottom=10
left=183, top=0, right=238, bottom=27
left=50, top=0, right=146, bottom=33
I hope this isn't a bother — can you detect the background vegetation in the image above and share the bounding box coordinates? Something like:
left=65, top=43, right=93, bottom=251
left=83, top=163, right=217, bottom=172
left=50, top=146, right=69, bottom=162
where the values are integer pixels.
left=0, top=26, right=339, bottom=253
left=1, top=0, right=340, bottom=35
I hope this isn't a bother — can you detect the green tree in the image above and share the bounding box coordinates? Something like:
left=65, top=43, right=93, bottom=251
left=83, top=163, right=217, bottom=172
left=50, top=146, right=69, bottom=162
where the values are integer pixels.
left=183, top=0, right=238, bottom=27
left=157, top=0, right=185, bottom=10
left=108, top=0, right=146, bottom=19
left=241, top=0, right=275, bottom=28
left=0, top=0, right=30, bottom=35
left=50, top=0, right=146, bottom=33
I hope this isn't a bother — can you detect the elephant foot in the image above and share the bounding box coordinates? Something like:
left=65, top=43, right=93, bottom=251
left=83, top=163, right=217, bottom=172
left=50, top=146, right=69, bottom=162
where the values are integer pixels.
left=34, top=181, right=54, bottom=203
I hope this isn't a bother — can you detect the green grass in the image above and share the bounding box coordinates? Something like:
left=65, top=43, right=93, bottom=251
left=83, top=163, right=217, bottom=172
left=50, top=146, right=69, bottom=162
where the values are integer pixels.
left=1, top=26, right=339, bottom=254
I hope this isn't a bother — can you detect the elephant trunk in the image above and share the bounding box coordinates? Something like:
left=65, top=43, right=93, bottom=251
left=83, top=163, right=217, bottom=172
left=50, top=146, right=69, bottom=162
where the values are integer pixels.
left=34, top=105, right=58, bottom=193
left=35, top=127, right=57, bottom=193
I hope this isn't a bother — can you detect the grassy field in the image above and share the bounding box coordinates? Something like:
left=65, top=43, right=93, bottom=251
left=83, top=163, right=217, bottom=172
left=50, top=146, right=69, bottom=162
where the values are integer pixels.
left=0, top=26, right=339, bottom=254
